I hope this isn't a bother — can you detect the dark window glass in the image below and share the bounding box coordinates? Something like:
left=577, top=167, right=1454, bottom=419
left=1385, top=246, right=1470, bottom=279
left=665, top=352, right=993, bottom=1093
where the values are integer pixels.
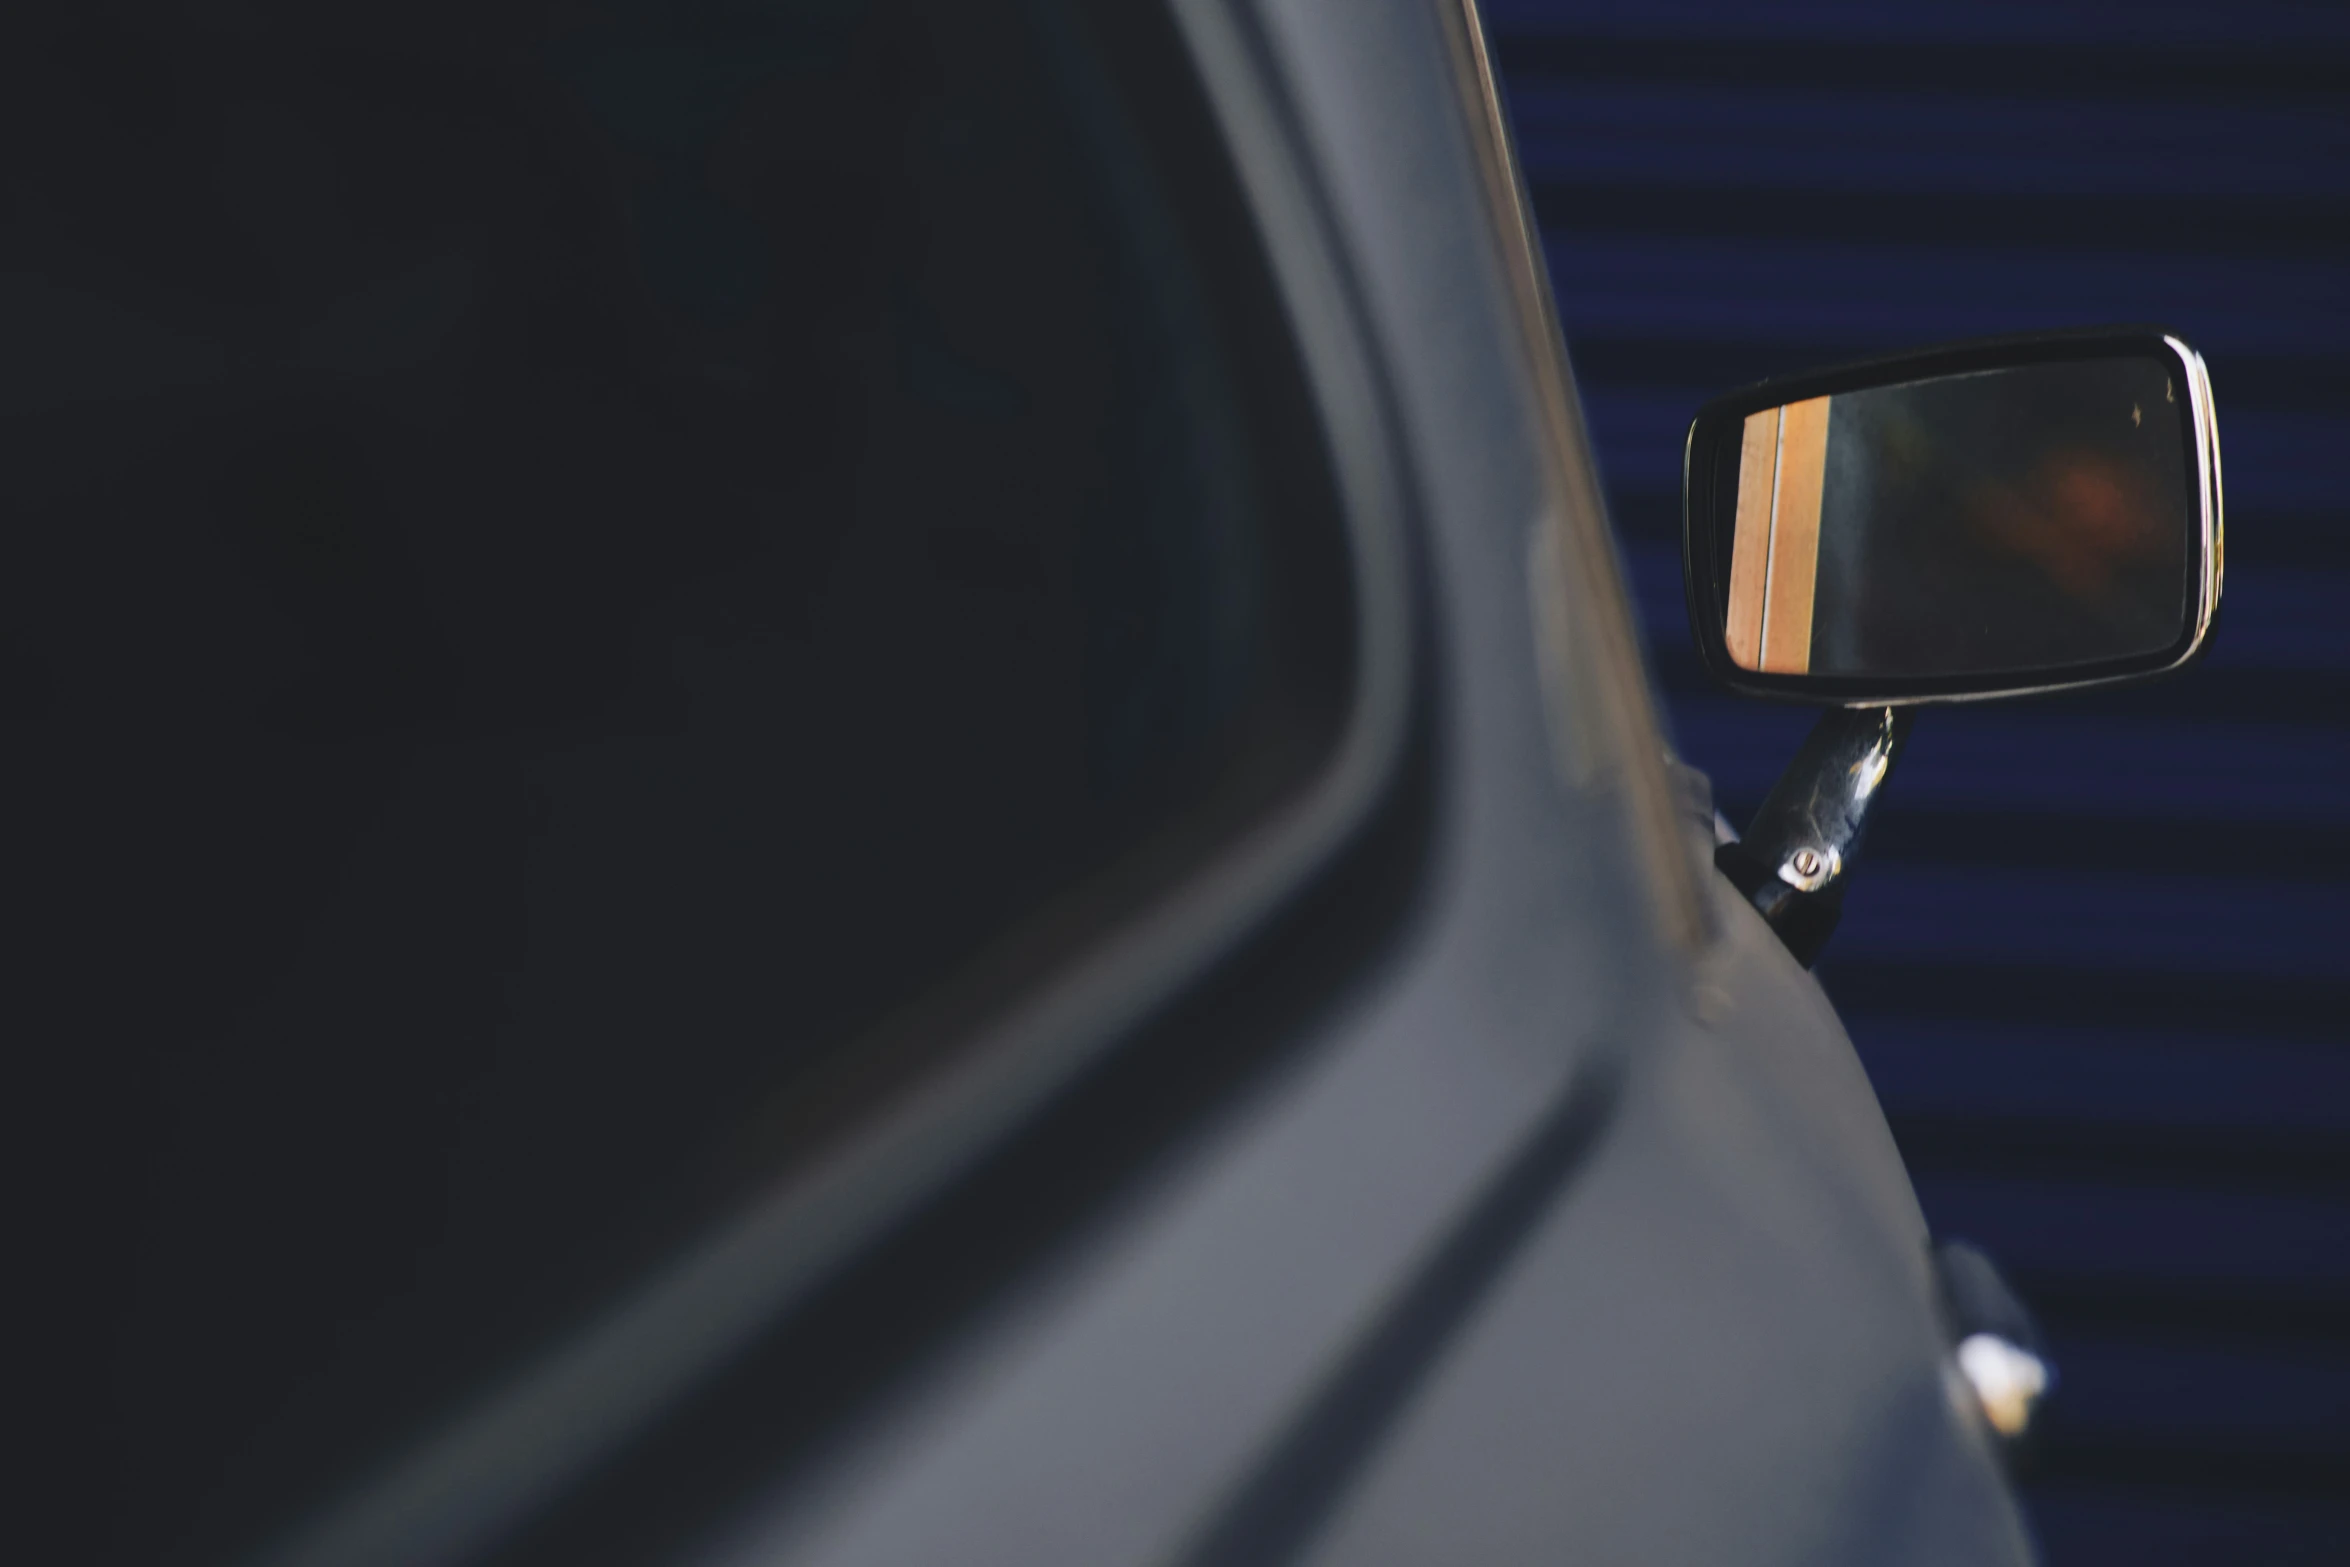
left=10, top=3, right=1352, bottom=1559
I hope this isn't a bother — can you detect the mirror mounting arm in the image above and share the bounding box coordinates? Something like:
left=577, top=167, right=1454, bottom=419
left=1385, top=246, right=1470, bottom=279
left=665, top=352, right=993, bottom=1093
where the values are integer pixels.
left=1714, top=706, right=1914, bottom=968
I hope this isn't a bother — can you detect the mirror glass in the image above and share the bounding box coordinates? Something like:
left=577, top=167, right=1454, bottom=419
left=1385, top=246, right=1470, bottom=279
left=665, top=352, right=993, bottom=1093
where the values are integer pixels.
left=1717, top=358, right=2197, bottom=681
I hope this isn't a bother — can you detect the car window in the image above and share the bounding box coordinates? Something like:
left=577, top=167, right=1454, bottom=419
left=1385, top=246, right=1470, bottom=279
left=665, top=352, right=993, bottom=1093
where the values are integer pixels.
left=10, top=3, right=1354, bottom=1557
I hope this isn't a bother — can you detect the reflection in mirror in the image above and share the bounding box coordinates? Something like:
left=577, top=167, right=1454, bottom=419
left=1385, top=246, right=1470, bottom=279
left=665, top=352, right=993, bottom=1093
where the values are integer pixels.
left=1722, top=359, right=2193, bottom=680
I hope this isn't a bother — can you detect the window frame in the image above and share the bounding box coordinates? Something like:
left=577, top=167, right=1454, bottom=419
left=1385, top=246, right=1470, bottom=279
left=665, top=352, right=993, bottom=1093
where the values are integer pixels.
left=258, top=5, right=1417, bottom=1564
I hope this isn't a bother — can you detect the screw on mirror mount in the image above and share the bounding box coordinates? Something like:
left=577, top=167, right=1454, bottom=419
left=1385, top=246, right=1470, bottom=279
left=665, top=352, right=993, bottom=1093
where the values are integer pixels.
left=1714, top=706, right=1914, bottom=967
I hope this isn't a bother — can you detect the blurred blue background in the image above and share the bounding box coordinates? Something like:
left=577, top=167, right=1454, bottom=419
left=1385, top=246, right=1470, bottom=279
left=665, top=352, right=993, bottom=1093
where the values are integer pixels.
left=1486, top=2, right=2350, bottom=1561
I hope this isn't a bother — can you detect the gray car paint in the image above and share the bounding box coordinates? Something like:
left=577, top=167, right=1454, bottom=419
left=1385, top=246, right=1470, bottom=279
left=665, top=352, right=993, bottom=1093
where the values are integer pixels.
left=689, top=1, right=2036, bottom=1563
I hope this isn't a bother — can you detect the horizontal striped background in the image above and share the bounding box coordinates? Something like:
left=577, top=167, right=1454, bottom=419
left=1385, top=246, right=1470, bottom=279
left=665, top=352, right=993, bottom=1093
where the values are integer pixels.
left=1488, top=3, right=2350, bottom=1561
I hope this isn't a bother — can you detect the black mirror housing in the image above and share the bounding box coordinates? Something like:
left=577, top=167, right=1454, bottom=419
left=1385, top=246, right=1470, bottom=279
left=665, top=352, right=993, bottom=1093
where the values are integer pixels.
left=1681, top=327, right=2223, bottom=706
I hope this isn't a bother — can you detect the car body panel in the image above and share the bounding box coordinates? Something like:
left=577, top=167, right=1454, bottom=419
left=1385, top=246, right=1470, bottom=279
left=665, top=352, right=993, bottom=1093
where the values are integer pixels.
left=675, top=2, right=2033, bottom=1563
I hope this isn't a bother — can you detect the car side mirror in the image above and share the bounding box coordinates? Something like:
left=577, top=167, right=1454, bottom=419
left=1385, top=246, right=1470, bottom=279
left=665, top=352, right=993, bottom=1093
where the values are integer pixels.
left=1684, top=327, right=2221, bottom=703
left=1682, top=328, right=2224, bottom=963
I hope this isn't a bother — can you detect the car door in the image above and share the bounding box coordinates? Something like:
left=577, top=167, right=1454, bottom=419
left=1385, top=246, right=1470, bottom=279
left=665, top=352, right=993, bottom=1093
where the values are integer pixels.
left=24, top=1, right=2033, bottom=1562
left=583, top=3, right=2039, bottom=1564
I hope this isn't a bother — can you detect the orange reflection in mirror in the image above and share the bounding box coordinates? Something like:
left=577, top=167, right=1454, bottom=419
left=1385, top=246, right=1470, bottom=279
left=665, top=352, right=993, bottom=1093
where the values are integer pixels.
left=1724, top=396, right=1831, bottom=673
left=1968, top=450, right=2170, bottom=602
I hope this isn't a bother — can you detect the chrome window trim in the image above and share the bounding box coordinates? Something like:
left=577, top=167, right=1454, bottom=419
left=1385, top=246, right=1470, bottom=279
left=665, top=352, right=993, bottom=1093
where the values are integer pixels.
left=1438, top=0, right=1715, bottom=953
left=253, top=6, right=1417, bottom=1563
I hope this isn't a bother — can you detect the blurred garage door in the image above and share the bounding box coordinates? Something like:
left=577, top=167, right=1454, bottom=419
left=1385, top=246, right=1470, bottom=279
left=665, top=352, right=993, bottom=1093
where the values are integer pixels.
left=1490, top=3, right=2350, bottom=1562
